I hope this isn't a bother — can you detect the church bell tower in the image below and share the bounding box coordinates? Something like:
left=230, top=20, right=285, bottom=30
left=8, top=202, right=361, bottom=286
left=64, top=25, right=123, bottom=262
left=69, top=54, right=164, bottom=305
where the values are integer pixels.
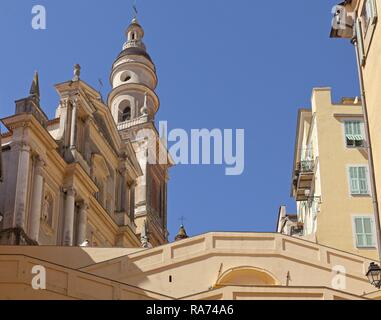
left=108, top=16, right=173, bottom=247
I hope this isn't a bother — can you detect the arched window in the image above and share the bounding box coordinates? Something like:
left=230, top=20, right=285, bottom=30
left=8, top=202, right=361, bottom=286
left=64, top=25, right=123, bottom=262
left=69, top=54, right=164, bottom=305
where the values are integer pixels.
left=122, top=107, right=131, bottom=122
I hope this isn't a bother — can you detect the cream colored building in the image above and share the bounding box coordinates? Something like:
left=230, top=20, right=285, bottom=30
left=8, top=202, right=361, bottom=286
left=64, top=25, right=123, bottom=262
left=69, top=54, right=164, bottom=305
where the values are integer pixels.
left=331, top=0, right=381, bottom=258
left=1, top=15, right=381, bottom=300
left=0, top=232, right=379, bottom=300
left=284, top=88, right=378, bottom=260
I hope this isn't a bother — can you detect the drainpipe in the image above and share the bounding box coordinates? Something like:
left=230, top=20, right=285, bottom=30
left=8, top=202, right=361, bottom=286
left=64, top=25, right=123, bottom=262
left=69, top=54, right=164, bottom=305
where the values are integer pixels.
left=352, top=14, right=381, bottom=262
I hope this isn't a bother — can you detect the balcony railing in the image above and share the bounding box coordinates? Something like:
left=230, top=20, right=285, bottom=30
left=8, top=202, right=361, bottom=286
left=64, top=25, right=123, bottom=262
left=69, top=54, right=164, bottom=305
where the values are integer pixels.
left=297, top=160, right=315, bottom=173
left=117, top=117, right=148, bottom=131
left=293, top=159, right=316, bottom=201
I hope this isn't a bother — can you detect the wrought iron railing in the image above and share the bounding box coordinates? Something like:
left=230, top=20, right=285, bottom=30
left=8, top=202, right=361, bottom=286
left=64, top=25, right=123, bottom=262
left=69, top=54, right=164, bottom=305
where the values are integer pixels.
left=298, top=160, right=315, bottom=173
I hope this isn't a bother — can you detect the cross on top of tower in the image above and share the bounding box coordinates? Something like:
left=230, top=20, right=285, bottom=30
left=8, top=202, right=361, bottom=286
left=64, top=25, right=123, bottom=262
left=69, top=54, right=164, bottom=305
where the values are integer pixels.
left=179, top=216, right=187, bottom=227
left=132, top=0, right=138, bottom=18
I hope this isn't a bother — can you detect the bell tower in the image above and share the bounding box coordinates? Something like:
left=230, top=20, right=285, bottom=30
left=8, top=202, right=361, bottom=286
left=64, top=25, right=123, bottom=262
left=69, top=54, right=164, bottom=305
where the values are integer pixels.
left=109, top=17, right=159, bottom=125
left=108, top=17, right=173, bottom=247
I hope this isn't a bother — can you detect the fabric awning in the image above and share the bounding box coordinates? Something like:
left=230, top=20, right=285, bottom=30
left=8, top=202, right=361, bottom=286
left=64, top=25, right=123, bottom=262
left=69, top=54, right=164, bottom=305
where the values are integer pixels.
left=346, top=134, right=364, bottom=141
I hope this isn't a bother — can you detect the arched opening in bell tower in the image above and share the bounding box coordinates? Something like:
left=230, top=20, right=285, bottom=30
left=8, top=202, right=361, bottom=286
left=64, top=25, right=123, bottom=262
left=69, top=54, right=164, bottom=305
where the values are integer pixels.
left=118, top=100, right=132, bottom=122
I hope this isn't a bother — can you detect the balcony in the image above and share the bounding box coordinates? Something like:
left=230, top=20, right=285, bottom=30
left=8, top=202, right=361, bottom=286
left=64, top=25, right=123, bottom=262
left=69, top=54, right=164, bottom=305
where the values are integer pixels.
left=293, top=160, right=315, bottom=201
left=117, top=116, right=148, bottom=131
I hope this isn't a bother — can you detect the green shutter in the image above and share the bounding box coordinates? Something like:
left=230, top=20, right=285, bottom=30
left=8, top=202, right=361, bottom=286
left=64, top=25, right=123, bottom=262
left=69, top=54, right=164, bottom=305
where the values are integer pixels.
left=355, top=218, right=365, bottom=247
left=350, top=167, right=360, bottom=194
left=345, top=122, right=353, bottom=136
left=353, top=121, right=362, bottom=135
left=364, top=218, right=374, bottom=247
left=355, top=217, right=375, bottom=248
left=359, top=167, right=369, bottom=194
left=349, top=167, right=369, bottom=195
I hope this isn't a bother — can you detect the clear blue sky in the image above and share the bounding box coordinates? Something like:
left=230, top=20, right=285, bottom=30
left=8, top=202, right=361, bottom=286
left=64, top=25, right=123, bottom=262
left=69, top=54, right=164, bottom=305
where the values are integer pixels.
left=0, top=1, right=360, bottom=240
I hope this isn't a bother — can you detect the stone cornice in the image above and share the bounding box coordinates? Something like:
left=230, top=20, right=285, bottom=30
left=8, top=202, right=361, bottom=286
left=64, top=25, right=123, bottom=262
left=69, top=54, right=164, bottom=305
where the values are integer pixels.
left=2, top=113, right=58, bottom=151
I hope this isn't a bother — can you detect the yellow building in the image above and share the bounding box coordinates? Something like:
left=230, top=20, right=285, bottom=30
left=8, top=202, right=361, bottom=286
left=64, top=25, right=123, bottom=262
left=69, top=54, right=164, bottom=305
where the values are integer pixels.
left=0, top=232, right=379, bottom=300
left=331, top=0, right=381, bottom=258
left=285, top=88, right=378, bottom=260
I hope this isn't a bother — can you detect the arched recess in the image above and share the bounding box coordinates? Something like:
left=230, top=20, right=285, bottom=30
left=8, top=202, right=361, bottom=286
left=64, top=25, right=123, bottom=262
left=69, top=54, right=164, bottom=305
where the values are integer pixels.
left=118, top=100, right=132, bottom=123
left=215, top=266, right=280, bottom=288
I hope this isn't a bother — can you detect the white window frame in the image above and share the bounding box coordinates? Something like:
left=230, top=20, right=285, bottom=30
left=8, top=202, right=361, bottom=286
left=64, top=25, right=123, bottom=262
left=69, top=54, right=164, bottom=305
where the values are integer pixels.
left=347, top=165, right=371, bottom=196
left=361, top=0, right=378, bottom=34
left=352, top=215, right=377, bottom=249
left=360, top=0, right=378, bottom=58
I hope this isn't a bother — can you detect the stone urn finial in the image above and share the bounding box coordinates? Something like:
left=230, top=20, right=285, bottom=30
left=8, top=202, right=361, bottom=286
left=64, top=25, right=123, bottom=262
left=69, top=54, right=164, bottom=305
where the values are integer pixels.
left=72, top=64, right=81, bottom=82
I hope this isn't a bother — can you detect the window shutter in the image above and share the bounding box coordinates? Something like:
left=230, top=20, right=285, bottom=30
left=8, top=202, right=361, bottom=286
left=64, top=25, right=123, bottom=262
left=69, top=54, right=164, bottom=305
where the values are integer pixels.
left=356, top=18, right=366, bottom=66
left=355, top=218, right=365, bottom=247
left=345, top=122, right=353, bottom=135
left=359, top=167, right=369, bottom=194
left=353, top=122, right=361, bottom=136
left=350, top=167, right=360, bottom=194
left=364, top=218, right=374, bottom=247
left=354, top=217, right=375, bottom=248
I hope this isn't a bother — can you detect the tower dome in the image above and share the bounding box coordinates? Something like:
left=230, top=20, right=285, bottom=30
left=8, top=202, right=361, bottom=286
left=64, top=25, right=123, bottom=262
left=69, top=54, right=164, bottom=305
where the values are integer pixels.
left=115, top=17, right=153, bottom=64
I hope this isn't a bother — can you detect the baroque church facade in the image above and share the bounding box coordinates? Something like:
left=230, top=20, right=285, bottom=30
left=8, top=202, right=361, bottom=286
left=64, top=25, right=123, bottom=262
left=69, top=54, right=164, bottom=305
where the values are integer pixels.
left=0, top=17, right=172, bottom=249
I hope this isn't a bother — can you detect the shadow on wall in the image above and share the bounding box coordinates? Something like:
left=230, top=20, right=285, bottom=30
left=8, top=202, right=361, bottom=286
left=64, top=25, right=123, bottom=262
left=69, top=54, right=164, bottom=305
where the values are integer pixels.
left=0, top=245, right=144, bottom=269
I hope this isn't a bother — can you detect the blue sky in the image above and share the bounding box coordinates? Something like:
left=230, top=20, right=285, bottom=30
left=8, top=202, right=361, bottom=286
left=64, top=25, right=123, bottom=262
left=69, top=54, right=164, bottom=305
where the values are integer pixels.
left=0, top=1, right=360, bottom=239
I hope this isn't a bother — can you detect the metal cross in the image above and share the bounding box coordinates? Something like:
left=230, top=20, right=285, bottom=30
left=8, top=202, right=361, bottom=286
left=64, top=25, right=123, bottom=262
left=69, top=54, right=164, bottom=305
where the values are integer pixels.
left=179, top=216, right=187, bottom=226
left=133, top=0, right=138, bottom=17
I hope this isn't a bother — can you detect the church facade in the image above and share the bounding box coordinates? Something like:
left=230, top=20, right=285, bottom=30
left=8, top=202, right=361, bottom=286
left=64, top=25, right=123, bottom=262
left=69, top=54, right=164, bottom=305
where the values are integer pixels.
left=0, top=17, right=172, bottom=249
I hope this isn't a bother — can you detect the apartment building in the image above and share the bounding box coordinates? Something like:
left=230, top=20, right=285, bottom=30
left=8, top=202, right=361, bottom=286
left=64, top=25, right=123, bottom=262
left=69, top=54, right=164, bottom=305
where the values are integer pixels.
left=289, top=88, right=378, bottom=259
left=331, top=0, right=381, bottom=259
